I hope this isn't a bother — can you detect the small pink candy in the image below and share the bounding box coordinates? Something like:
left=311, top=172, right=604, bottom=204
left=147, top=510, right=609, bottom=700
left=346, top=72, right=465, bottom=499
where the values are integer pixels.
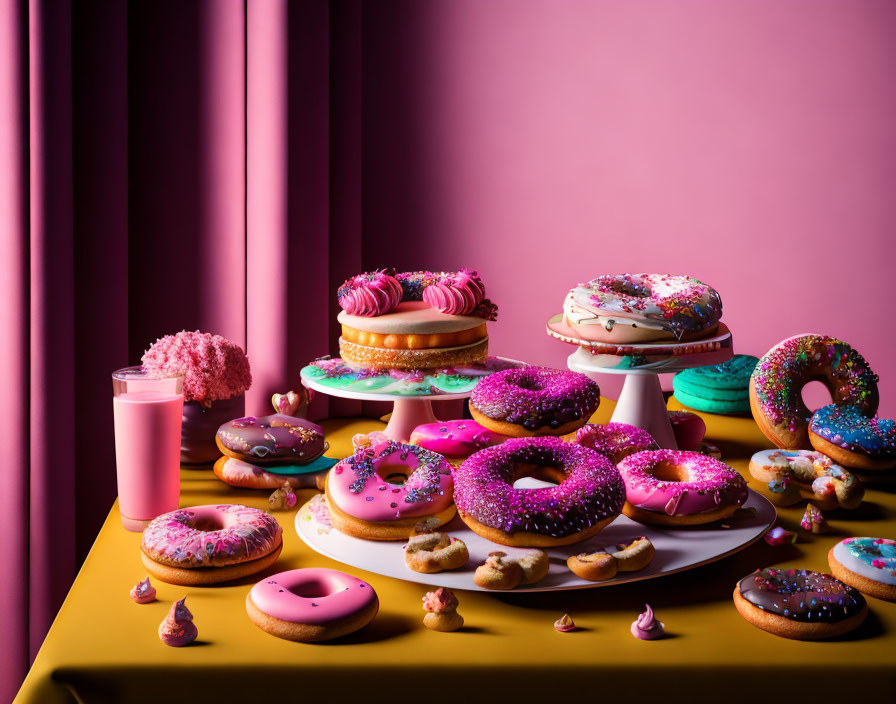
left=129, top=577, right=156, bottom=604
left=763, top=526, right=796, bottom=546
left=554, top=614, right=576, bottom=632
left=159, top=597, right=198, bottom=647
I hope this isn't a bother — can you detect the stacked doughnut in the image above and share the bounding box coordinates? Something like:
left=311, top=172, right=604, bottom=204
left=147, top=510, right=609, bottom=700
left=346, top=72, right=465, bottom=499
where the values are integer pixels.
left=336, top=269, right=498, bottom=370
left=750, top=334, right=893, bottom=477
left=673, top=355, right=757, bottom=415
left=213, top=406, right=335, bottom=492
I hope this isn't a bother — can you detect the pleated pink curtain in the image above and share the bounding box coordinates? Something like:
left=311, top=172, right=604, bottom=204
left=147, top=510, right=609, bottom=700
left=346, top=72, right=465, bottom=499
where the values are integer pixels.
left=0, top=1, right=357, bottom=699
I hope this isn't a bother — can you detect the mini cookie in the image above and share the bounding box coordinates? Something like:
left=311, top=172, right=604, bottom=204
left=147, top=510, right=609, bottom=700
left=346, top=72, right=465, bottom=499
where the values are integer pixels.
left=216, top=413, right=327, bottom=466
left=247, top=569, right=379, bottom=642
left=733, top=568, right=867, bottom=640
left=473, top=550, right=548, bottom=590
left=748, top=449, right=863, bottom=510
left=403, top=531, right=469, bottom=573
left=673, top=355, right=757, bottom=415
left=828, top=537, right=896, bottom=603
left=809, top=404, right=896, bottom=471
left=567, top=537, right=655, bottom=582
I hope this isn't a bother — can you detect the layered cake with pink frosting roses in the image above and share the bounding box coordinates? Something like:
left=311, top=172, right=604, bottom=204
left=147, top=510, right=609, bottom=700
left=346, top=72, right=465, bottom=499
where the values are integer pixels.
left=336, top=269, right=498, bottom=370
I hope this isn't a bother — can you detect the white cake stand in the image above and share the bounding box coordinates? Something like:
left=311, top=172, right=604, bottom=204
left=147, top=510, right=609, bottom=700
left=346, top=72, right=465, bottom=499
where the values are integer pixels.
left=547, top=315, right=733, bottom=449
left=300, top=357, right=525, bottom=442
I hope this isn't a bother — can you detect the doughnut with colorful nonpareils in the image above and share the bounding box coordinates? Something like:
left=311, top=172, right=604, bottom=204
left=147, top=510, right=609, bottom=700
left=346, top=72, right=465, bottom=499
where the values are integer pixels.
left=470, top=366, right=601, bottom=436
left=454, top=436, right=625, bottom=547
left=617, top=450, right=748, bottom=526
left=750, top=334, right=879, bottom=450
left=563, top=273, right=723, bottom=344
left=748, top=448, right=864, bottom=510
left=734, top=568, right=867, bottom=640
left=809, top=404, right=896, bottom=471
left=325, top=436, right=455, bottom=540
left=571, top=422, right=658, bottom=463
left=828, top=537, right=896, bottom=602
left=140, top=504, right=283, bottom=585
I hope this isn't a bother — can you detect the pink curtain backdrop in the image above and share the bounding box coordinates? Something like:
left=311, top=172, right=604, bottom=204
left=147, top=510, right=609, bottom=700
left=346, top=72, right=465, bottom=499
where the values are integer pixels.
left=3, top=0, right=896, bottom=699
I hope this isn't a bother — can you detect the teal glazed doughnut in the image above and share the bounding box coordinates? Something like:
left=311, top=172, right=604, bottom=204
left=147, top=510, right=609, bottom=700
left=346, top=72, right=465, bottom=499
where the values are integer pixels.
left=672, top=355, right=757, bottom=414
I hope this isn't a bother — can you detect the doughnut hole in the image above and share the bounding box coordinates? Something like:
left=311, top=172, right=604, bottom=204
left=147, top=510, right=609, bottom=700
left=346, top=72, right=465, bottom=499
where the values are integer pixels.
left=648, top=461, right=690, bottom=483
left=509, top=376, right=545, bottom=392
left=801, top=380, right=833, bottom=414
left=511, top=462, right=566, bottom=487
left=288, top=578, right=332, bottom=599
left=192, top=516, right=226, bottom=531
left=375, top=460, right=412, bottom=487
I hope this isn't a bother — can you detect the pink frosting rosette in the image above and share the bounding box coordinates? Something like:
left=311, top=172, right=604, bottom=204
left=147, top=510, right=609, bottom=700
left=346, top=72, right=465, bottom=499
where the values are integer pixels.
left=337, top=270, right=403, bottom=316
left=422, top=268, right=486, bottom=316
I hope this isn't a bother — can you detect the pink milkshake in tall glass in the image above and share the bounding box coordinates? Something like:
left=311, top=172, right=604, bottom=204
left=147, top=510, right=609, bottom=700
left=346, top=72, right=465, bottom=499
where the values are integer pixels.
left=113, top=366, right=184, bottom=531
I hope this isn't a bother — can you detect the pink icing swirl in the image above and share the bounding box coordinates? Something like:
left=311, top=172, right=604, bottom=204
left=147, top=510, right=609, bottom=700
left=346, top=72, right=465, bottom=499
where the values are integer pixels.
left=631, top=603, right=664, bottom=640
left=337, top=270, right=403, bottom=316
left=422, top=587, right=459, bottom=614
left=142, top=330, right=251, bottom=404
left=159, top=597, right=198, bottom=647
left=129, top=577, right=156, bottom=604
left=422, top=269, right=486, bottom=315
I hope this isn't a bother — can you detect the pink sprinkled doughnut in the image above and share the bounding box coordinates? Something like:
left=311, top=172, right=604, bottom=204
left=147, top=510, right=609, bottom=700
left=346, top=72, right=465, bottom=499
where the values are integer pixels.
left=572, top=422, right=659, bottom=464
left=409, top=419, right=508, bottom=460
left=337, top=270, right=403, bottom=317
left=454, top=436, right=625, bottom=547
left=246, top=568, right=379, bottom=642
left=470, top=366, right=601, bottom=437
left=617, top=450, right=747, bottom=526
left=140, top=504, right=283, bottom=585
left=667, top=410, right=707, bottom=451
left=422, top=269, right=486, bottom=316
left=325, top=438, right=456, bottom=540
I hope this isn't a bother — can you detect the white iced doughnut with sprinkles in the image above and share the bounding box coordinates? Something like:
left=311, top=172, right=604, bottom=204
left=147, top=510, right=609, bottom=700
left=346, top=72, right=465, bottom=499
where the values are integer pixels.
left=563, top=273, right=722, bottom=344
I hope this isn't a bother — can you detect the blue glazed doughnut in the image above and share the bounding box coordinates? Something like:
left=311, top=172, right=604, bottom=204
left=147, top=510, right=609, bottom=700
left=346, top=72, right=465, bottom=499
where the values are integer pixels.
left=809, top=404, right=896, bottom=471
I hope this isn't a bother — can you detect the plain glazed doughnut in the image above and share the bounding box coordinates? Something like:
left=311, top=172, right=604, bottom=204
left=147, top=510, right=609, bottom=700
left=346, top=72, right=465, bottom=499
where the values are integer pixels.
left=247, top=568, right=378, bottom=642
left=325, top=437, right=455, bottom=540
left=454, top=436, right=625, bottom=548
left=809, top=404, right=896, bottom=471
left=563, top=273, right=722, bottom=344
left=750, top=334, right=879, bottom=450
left=470, top=366, right=601, bottom=437
left=140, top=504, right=283, bottom=585
left=571, top=422, right=658, bottom=463
left=617, top=450, right=747, bottom=526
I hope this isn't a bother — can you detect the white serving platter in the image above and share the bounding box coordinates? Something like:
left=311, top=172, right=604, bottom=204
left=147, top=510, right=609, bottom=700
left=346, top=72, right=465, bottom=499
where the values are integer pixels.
left=296, top=480, right=776, bottom=593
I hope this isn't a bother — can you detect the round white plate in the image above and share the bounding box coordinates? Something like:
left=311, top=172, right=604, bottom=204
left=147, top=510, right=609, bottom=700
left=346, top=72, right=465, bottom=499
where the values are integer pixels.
left=295, top=482, right=776, bottom=592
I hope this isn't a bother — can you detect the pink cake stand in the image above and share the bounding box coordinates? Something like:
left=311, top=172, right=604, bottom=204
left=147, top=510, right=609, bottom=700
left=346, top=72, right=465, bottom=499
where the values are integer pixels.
left=300, top=357, right=525, bottom=442
left=547, top=315, right=733, bottom=448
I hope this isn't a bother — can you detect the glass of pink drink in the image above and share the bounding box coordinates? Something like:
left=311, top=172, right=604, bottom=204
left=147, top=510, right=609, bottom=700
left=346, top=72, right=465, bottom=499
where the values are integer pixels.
left=112, top=366, right=185, bottom=531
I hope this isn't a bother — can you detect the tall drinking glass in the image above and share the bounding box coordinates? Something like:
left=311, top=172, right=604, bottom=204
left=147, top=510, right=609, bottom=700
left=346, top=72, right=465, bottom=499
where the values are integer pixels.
left=112, top=366, right=184, bottom=531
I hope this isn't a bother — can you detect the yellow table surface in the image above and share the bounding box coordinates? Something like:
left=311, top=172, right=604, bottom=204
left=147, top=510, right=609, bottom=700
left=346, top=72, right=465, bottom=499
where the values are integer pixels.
left=16, top=398, right=896, bottom=703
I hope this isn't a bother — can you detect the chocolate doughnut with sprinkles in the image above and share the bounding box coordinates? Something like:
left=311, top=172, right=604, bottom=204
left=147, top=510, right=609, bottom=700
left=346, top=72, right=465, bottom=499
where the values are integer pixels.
left=733, top=568, right=867, bottom=640
left=750, top=334, right=879, bottom=450
left=809, top=404, right=896, bottom=471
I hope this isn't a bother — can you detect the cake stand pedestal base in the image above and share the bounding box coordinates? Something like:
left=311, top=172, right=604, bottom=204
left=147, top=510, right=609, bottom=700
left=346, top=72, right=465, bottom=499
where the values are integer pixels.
left=383, top=399, right=439, bottom=442
left=607, top=373, right=677, bottom=449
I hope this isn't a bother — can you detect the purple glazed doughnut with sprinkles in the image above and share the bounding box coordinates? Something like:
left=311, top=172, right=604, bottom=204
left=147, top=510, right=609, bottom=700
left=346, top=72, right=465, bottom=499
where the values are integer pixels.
left=750, top=334, right=879, bottom=450
left=453, top=436, right=625, bottom=547
left=571, top=422, right=659, bottom=464
left=809, top=404, right=896, bottom=471
left=469, top=366, right=601, bottom=437
left=617, top=450, right=748, bottom=526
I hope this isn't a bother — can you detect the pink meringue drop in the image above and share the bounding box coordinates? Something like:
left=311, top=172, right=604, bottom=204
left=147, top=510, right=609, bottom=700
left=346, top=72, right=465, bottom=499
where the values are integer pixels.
left=337, top=270, right=402, bottom=316
left=631, top=604, right=664, bottom=640
left=422, top=269, right=486, bottom=316
left=129, top=577, right=156, bottom=604
left=159, top=597, right=198, bottom=647
left=422, top=587, right=459, bottom=614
